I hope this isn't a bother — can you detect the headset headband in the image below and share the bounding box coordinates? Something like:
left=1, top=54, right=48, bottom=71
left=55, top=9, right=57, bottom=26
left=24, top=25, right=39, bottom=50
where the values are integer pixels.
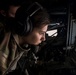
left=26, top=2, right=43, bottom=17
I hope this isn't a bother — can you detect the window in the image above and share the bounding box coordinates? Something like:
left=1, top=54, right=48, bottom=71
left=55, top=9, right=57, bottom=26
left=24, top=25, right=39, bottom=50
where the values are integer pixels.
left=46, top=29, right=58, bottom=37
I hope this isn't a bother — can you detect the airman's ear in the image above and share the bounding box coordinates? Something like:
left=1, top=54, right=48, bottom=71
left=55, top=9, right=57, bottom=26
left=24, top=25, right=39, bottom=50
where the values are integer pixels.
left=0, top=10, right=6, bottom=16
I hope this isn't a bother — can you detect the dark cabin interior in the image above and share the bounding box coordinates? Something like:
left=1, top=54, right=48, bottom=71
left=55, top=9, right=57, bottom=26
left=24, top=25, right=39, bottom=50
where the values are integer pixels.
left=1, top=0, right=76, bottom=75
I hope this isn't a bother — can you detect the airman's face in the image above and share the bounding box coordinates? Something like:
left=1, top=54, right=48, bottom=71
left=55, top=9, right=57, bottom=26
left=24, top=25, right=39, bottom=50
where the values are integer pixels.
left=22, top=24, right=48, bottom=45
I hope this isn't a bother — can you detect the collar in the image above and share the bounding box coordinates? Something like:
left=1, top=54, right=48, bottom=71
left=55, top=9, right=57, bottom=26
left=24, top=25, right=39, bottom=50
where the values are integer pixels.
left=12, top=34, right=30, bottom=52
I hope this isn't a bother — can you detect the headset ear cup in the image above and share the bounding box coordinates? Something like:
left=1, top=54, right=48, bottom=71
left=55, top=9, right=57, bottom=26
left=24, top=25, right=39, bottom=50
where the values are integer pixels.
left=15, top=17, right=33, bottom=36
left=23, top=18, right=33, bottom=35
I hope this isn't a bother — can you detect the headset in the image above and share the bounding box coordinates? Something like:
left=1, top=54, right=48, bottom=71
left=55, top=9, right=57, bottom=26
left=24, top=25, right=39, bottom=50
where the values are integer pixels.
left=14, top=2, right=43, bottom=36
